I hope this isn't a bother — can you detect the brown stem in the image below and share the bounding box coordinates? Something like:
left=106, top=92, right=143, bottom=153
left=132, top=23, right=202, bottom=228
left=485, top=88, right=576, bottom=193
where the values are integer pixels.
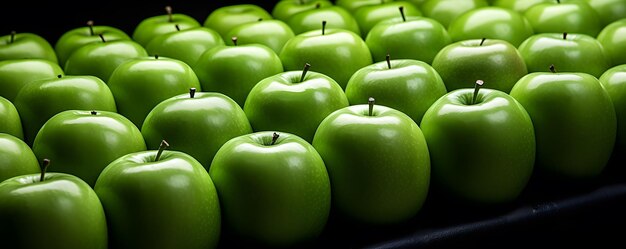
left=87, top=20, right=95, bottom=36
left=99, top=33, right=106, bottom=43
left=155, top=140, right=170, bottom=161
left=550, top=64, right=557, bottom=73
left=232, top=36, right=238, bottom=46
left=480, top=38, right=486, bottom=46
left=563, top=32, right=567, bottom=40
left=90, top=110, right=98, bottom=115
left=165, top=6, right=173, bottom=22
left=386, top=54, right=391, bottom=69
left=10, top=31, right=16, bottom=43
left=368, top=97, right=375, bottom=116
left=175, top=24, right=180, bottom=31
left=399, top=6, right=406, bottom=22
left=39, top=159, right=50, bottom=182
left=271, top=132, right=280, bottom=145
left=472, top=80, right=484, bottom=105
left=190, top=88, right=196, bottom=98
left=301, top=63, right=311, bottom=82
left=322, top=20, right=327, bottom=35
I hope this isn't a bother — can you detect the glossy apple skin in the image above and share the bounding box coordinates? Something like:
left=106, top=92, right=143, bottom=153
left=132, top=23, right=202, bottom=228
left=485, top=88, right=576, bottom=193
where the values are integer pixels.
left=421, top=0, right=488, bottom=28
left=0, top=32, right=58, bottom=63
left=420, top=88, right=535, bottom=204
left=132, top=13, right=201, bottom=47
left=312, top=104, right=430, bottom=224
left=366, top=16, right=451, bottom=64
left=0, top=96, right=23, bottom=139
left=354, top=1, right=423, bottom=37
left=146, top=27, right=225, bottom=67
left=142, top=92, right=253, bottom=169
left=510, top=72, right=617, bottom=179
left=272, top=0, right=334, bottom=21
left=524, top=1, right=601, bottom=37
left=64, top=39, right=148, bottom=82
left=345, top=59, right=447, bottom=124
left=432, top=39, right=528, bottom=93
left=518, top=33, right=610, bottom=78
left=107, top=56, right=201, bottom=128
left=210, top=132, right=331, bottom=247
left=244, top=70, right=349, bottom=142
left=493, top=0, right=553, bottom=13
left=32, top=110, right=147, bottom=186
left=55, top=25, right=130, bottom=67
left=0, top=59, right=63, bottom=101
left=599, top=65, right=626, bottom=161
left=0, top=134, right=39, bottom=182
left=194, top=44, right=283, bottom=107
left=598, top=19, right=626, bottom=67
left=336, top=0, right=394, bottom=12
left=587, top=0, right=626, bottom=27
left=286, top=6, right=361, bottom=35
left=227, top=19, right=295, bottom=54
left=280, top=29, right=372, bottom=89
left=14, top=75, right=117, bottom=146
left=0, top=172, right=108, bottom=249
left=203, top=4, right=274, bottom=42
left=94, top=150, right=221, bottom=249
left=448, top=7, right=534, bottom=47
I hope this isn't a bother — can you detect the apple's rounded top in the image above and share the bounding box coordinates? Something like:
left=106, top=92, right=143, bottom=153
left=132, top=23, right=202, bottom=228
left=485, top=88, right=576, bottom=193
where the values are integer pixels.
left=286, top=6, right=361, bottom=35
left=523, top=0, right=601, bottom=37
left=448, top=6, right=534, bottom=47
left=0, top=32, right=58, bottom=64
left=0, top=172, right=92, bottom=188
left=354, top=1, right=423, bottom=37
left=226, top=19, right=295, bottom=54
left=272, top=0, right=334, bottom=21
left=132, top=7, right=201, bottom=46
left=336, top=0, right=395, bottom=13
left=229, top=131, right=313, bottom=148
left=493, top=0, right=553, bottom=13
left=203, top=4, right=273, bottom=41
left=420, top=0, right=489, bottom=27
left=55, top=23, right=131, bottom=66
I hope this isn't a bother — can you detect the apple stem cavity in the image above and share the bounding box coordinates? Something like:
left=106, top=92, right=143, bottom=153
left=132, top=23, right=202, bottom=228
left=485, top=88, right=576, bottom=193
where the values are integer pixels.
left=155, top=140, right=170, bottom=162
left=322, top=20, right=327, bottom=35
left=368, top=97, right=375, bottom=116
left=9, top=31, right=16, bottom=43
left=39, top=159, right=51, bottom=182
left=472, top=80, right=484, bottom=105
left=258, top=18, right=263, bottom=21
left=189, top=88, right=196, bottom=98
left=165, top=6, right=173, bottom=22
left=550, top=64, right=557, bottom=73
left=232, top=36, right=238, bottom=46
left=271, top=132, right=280, bottom=145
left=99, top=33, right=106, bottom=43
left=386, top=54, right=392, bottom=69
left=87, top=20, right=95, bottom=36
left=315, top=3, right=321, bottom=9
left=399, top=6, right=406, bottom=22
left=480, top=38, right=486, bottom=46
left=563, top=32, right=567, bottom=40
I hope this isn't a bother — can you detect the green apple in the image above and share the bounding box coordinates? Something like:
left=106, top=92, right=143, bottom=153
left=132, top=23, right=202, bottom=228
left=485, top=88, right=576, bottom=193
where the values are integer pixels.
left=64, top=35, right=148, bottom=82
left=335, top=0, right=395, bottom=13
left=226, top=19, right=295, bottom=54
left=448, top=7, right=534, bottom=47
left=599, top=65, right=626, bottom=162
left=420, top=82, right=535, bottom=204
left=142, top=89, right=253, bottom=170
left=272, top=0, right=334, bottom=21
left=493, top=0, right=553, bottom=13
left=586, top=0, right=626, bottom=27
left=518, top=32, right=610, bottom=78
left=510, top=67, right=617, bottom=179
left=132, top=6, right=201, bottom=47
left=279, top=23, right=372, bottom=89
left=312, top=99, right=430, bottom=224
left=209, top=131, right=330, bottom=247
left=353, top=1, right=422, bottom=37
left=203, top=4, right=274, bottom=42
left=432, top=38, right=528, bottom=93
left=32, top=110, right=147, bottom=186
left=0, top=31, right=58, bottom=63
left=365, top=8, right=451, bottom=64
left=420, top=0, right=489, bottom=28
left=598, top=19, right=626, bottom=67
left=0, top=133, right=39, bottom=182
left=524, top=0, right=601, bottom=37
left=13, top=75, right=117, bottom=146
left=407, top=0, right=427, bottom=8
left=286, top=6, right=361, bottom=35
left=94, top=141, right=221, bottom=249
left=345, top=57, right=447, bottom=124
left=145, top=26, right=225, bottom=67
left=107, top=56, right=201, bottom=128
left=0, top=96, right=23, bottom=139
left=55, top=20, right=131, bottom=68
left=244, top=64, right=349, bottom=142
left=0, top=160, right=108, bottom=249
left=193, top=40, right=283, bottom=107
left=0, top=59, right=63, bottom=101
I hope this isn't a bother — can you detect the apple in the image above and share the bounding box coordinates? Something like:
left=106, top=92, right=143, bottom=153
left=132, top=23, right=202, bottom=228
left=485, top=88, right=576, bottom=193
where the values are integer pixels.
left=193, top=39, right=283, bottom=107
left=279, top=22, right=372, bottom=89
left=599, top=65, right=626, bottom=162
left=447, top=7, right=534, bottom=47
left=493, top=0, right=553, bottom=13
left=209, top=131, right=331, bottom=247
left=32, top=110, right=147, bottom=186
left=518, top=32, right=610, bottom=78
left=203, top=4, right=274, bottom=42
left=226, top=19, right=295, bottom=54
left=365, top=7, right=451, bottom=64
left=272, top=0, right=334, bottom=21
left=420, top=0, right=489, bottom=28
left=407, top=0, right=428, bottom=8
left=335, top=0, right=395, bottom=13
left=145, top=26, right=225, bottom=67
left=0, top=159, right=108, bottom=249
left=0, top=59, right=63, bottom=102
left=420, top=81, right=535, bottom=204
left=353, top=1, right=422, bottom=37
left=524, top=0, right=601, bottom=37
left=510, top=66, right=617, bottom=179
left=0, top=96, right=23, bottom=139
left=243, top=63, right=349, bottom=142
left=142, top=88, right=253, bottom=170
left=0, top=31, right=58, bottom=63
left=64, top=34, right=148, bottom=82
left=312, top=98, right=430, bottom=224
left=597, top=19, right=626, bottom=67
left=586, top=0, right=626, bottom=27
left=55, top=20, right=131, bottom=68
left=132, top=6, right=201, bottom=47
left=432, top=38, right=528, bottom=93
left=94, top=141, right=221, bottom=249
left=0, top=133, right=39, bottom=182
left=345, top=57, right=447, bottom=124
left=286, top=5, right=361, bottom=35
left=13, top=75, right=117, bottom=146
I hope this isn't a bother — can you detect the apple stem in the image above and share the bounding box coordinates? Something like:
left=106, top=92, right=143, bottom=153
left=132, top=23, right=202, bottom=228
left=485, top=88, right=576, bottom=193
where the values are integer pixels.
left=550, top=64, right=557, bottom=73
left=386, top=54, right=392, bottom=69
left=472, top=80, right=484, bottom=105
left=399, top=6, right=406, bottom=22
left=316, top=3, right=321, bottom=9
left=300, top=63, right=311, bottom=82
left=155, top=54, right=159, bottom=59
left=190, top=87, right=196, bottom=98
left=563, top=32, right=567, bottom=40
left=175, top=24, right=180, bottom=31
left=39, top=159, right=50, bottom=182
left=57, top=74, right=62, bottom=78
left=556, top=0, right=560, bottom=3
left=155, top=140, right=170, bottom=162
left=99, top=33, right=106, bottom=43
left=480, top=38, right=486, bottom=46
left=368, top=97, right=375, bottom=116
left=271, top=132, right=280, bottom=145
left=165, top=6, right=173, bottom=22
left=87, top=20, right=95, bottom=36
left=258, top=18, right=263, bottom=21
left=322, top=20, right=327, bottom=35
left=9, top=31, right=16, bottom=43
left=91, top=110, right=98, bottom=115
left=232, top=36, right=238, bottom=46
